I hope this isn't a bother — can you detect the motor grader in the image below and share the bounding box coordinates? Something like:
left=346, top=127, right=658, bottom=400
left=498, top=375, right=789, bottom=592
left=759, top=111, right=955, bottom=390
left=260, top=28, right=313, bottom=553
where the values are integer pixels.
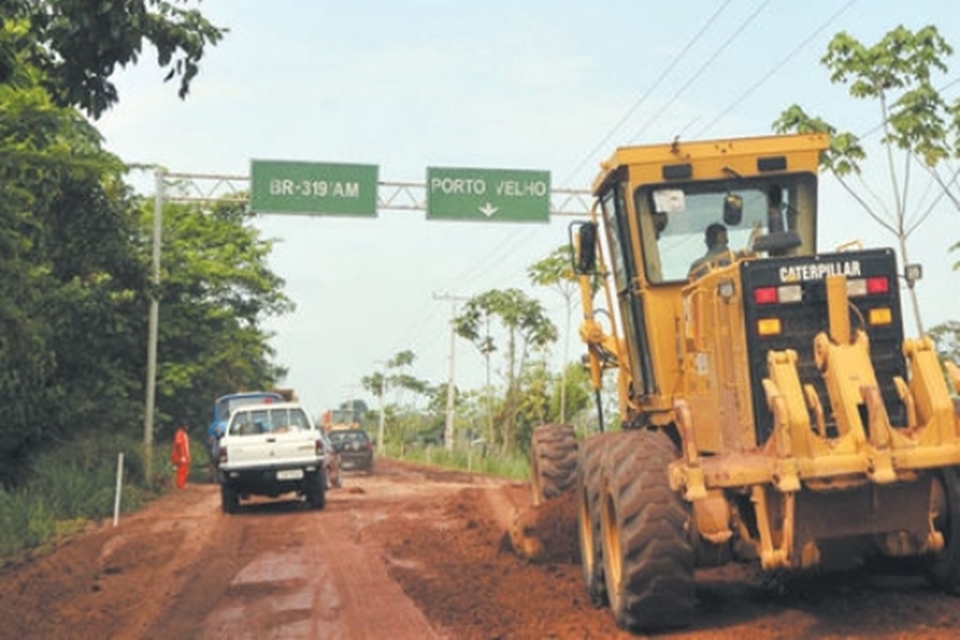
left=527, top=132, right=960, bottom=632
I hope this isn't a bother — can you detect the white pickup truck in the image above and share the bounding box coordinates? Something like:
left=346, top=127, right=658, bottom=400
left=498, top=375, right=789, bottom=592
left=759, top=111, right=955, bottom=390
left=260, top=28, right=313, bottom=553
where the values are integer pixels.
left=216, top=401, right=330, bottom=513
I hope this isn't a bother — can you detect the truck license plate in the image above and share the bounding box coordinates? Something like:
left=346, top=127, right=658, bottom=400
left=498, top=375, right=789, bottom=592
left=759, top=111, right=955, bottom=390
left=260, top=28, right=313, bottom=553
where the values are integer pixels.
left=276, top=469, right=303, bottom=480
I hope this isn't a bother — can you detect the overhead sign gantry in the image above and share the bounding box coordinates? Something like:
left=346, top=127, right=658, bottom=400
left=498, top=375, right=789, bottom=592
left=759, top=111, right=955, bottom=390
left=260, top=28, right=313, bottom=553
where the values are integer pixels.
left=247, top=160, right=562, bottom=222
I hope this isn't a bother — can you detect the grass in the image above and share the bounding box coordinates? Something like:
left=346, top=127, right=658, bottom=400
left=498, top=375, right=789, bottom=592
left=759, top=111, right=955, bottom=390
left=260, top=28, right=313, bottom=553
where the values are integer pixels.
left=0, top=432, right=177, bottom=563
left=385, top=441, right=531, bottom=480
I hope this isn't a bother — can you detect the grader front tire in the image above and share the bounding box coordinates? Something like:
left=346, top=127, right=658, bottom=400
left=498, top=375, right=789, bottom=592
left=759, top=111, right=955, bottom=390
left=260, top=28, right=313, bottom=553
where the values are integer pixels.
left=530, top=423, right=578, bottom=507
left=577, top=432, right=616, bottom=606
left=599, top=430, right=695, bottom=632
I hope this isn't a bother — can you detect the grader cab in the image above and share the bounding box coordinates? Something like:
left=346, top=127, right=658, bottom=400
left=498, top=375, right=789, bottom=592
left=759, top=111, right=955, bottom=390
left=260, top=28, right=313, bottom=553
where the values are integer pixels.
left=528, top=133, right=960, bottom=632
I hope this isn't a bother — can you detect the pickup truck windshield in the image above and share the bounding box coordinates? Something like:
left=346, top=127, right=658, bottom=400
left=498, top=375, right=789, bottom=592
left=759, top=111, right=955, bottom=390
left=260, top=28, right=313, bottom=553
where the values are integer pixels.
left=229, top=407, right=311, bottom=435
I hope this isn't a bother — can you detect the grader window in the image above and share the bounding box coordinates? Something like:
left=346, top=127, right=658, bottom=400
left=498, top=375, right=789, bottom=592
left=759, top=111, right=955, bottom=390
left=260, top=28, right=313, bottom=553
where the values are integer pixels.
left=600, top=186, right=634, bottom=293
left=635, top=174, right=816, bottom=283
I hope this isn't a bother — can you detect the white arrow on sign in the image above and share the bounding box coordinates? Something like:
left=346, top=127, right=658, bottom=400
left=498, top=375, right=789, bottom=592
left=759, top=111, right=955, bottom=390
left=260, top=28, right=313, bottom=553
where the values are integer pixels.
left=478, top=202, right=499, bottom=217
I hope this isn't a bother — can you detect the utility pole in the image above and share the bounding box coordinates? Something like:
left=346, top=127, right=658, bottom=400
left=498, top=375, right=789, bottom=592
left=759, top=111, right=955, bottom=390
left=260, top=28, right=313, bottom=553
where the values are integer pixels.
left=143, top=166, right=165, bottom=482
left=434, top=293, right=469, bottom=452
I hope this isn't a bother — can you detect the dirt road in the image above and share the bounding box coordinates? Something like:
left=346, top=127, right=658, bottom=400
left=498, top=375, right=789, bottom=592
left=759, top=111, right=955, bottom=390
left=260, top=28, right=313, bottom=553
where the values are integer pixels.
left=2, top=458, right=960, bottom=639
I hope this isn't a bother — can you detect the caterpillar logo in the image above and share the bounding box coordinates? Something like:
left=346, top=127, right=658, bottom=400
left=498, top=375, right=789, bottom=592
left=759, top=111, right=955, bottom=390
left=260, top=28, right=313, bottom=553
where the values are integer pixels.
left=779, top=261, right=862, bottom=283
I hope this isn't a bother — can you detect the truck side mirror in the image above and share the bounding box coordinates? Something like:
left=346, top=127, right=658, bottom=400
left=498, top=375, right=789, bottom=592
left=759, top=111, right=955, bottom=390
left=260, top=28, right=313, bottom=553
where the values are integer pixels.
left=723, top=193, right=743, bottom=226
left=573, top=221, right=598, bottom=274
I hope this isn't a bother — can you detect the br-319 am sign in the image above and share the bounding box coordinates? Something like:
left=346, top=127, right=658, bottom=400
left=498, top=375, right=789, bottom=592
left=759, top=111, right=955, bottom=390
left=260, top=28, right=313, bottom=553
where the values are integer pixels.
left=426, top=167, right=550, bottom=223
left=250, top=160, right=379, bottom=216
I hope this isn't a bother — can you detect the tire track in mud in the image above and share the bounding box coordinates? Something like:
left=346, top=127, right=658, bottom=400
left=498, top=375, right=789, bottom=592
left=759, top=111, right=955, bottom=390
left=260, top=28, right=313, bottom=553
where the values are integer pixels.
left=147, top=478, right=449, bottom=639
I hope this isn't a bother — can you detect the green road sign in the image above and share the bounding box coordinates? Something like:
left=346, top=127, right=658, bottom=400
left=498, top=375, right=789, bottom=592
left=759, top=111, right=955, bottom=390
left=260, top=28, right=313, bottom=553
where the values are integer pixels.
left=426, top=167, right=550, bottom=223
left=250, top=160, right=379, bottom=216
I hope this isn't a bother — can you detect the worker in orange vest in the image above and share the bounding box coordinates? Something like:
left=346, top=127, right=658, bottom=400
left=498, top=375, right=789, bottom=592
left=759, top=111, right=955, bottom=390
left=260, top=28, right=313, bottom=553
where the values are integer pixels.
left=171, top=423, right=191, bottom=489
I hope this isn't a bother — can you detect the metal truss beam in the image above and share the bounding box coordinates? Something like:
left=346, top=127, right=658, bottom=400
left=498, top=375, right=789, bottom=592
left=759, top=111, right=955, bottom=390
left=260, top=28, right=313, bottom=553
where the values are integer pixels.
left=157, top=172, right=593, bottom=217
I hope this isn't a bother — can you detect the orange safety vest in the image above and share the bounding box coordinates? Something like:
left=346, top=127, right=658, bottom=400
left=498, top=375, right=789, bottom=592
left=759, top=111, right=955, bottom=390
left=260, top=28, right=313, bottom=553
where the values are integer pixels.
left=171, top=428, right=191, bottom=465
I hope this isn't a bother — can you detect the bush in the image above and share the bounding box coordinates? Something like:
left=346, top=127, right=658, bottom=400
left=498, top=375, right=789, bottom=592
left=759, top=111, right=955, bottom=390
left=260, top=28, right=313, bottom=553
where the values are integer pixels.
left=0, top=432, right=160, bottom=562
left=0, top=488, right=55, bottom=559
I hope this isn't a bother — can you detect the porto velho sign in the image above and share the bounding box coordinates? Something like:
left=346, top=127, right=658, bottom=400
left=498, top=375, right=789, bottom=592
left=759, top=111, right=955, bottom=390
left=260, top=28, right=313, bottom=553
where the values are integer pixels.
left=426, top=167, right=551, bottom=223
left=250, top=160, right=379, bottom=216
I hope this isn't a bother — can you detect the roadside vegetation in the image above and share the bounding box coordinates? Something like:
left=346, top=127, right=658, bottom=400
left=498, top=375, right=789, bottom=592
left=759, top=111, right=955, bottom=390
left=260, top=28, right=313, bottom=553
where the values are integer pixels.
left=0, top=432, right=208, bottom=563
left=386, top=441, right=531, bottom=480
left=0, top=2, right=274, bottom=561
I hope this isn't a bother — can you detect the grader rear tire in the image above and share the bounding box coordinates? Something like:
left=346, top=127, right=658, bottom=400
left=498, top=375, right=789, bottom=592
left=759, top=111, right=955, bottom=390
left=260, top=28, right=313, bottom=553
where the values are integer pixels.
left=530, top=423, right=578, bottom=507
left=923, top=467, right=960, bottom=590
left=577, top=432, right=616, bottom=606
left=599, top=429, right=694, bottom=632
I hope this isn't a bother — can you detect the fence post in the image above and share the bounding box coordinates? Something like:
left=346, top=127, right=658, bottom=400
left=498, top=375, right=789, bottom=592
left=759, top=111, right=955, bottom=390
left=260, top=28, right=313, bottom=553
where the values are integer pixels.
left=113, top=452, right=124, bottom=527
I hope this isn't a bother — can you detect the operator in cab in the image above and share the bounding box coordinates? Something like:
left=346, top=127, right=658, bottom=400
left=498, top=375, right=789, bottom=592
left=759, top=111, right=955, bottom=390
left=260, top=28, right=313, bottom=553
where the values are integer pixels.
left=689, top=223, right=729, bottom=275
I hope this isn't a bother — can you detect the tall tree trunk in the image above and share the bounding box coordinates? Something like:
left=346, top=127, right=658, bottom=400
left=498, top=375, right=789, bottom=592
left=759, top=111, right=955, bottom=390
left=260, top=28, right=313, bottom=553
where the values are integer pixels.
left=503, top=329, right=517, bottom=455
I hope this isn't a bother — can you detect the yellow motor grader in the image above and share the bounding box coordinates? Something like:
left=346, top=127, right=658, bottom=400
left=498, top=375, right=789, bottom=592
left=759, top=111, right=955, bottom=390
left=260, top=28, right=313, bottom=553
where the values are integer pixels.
left=528, top=132, right=960, bottom=632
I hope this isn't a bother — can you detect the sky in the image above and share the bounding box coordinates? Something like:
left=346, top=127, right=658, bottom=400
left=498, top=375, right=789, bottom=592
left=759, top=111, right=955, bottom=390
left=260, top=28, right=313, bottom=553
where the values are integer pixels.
left=96, top=0, right=960, bottom=419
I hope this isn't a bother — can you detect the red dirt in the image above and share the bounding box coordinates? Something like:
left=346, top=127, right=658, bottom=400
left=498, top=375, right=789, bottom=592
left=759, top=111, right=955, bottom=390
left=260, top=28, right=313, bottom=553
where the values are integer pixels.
left=2, top=458, right=960, bottom=639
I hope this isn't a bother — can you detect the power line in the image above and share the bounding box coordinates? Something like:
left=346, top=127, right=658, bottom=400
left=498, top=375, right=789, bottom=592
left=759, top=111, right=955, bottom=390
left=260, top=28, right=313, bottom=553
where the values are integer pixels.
left=630, top=0, right=773, bottom=143
left=381, top=238, right=527, bottom=379
left=469, top=1, right=738, bottom=349
left=435, top=225, right=540, bottom=294
left=694, top=0, right=859, bottom=138
left=561, top=0, right=733, bottom=187
left=510, top=3, right=767, bottom=378
left=393, top=231, right=532, bottom=362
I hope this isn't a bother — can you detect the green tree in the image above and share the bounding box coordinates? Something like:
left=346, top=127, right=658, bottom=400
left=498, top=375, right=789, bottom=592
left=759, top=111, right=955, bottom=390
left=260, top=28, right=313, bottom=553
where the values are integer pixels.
left=551, top=362, right=593, bottom=425
left=514, top=358, right=552, bottom=452
left=1, top=0, right=226, bottom=118
left=528, top=245, right=578, bottom=422
left=361, top=350, right=433, bottom=449
left=422, top=383, right=457, bottom=442
left=513, top=359, right=594, bottom=454
left=0, top=71, right=144, bottom=485
left=0, top=0, right=231, bottom=485
left=146, top=194, right=293, bottom=432
left=774, top=25, right=960, bottom=336
left=454, top=288, right=557, bottom=454
left=361, top=350, right=432, bottom=405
